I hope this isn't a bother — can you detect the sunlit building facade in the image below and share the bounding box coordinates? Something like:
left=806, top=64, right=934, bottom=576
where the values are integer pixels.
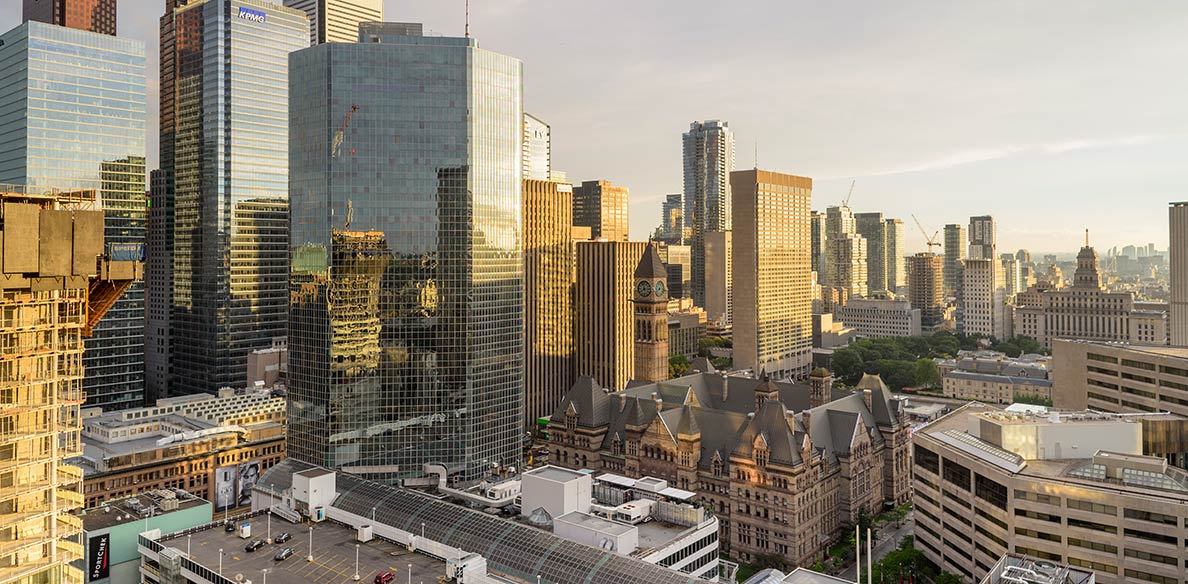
left=524, top=179, right=575, bottom=428
left=523, top=113, right=551, bottom=181
left=684, top=120, right=734, bottom=308
left=283, top=0, right=383, bottom=44
left=287, top=29, right=525, bottom=483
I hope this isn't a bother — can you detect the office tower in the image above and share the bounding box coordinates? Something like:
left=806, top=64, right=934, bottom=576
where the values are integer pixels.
left=283, top=0, right=382, bottom=45
left=152, top=0, right=306, bottom=398
left=732, top=169, right=812, bottom=380
left=0, top=22, right=146, bottom=410
left=660, top=193, right=684, bottom=244
left=633, top=244, right=670, bottom=383
left=1122, top=244, right=1138, bottom=259
left=522, top=112, right=551, bottom=181
left=1015, top=248, right=1031, bottom=264
left=885, top=218, right=906, bottom=292
left=704, top=231, right=732, bottom=329
left=855, top=212, right=888, bottom=293
left=658, top=244, right=692, bottom=299
left=908, top=252, right=945, bottom=332
left=288, top=26, right=523, bottom=483
left=22, top=0, right=116, bottom=34
left=0, top=185, right=140, bottom=584
left=524, top=179, right=575, bottom=429
left=963, top=258, right=1007, bottom=338
left=811, top=211, right=826, bottom=277
left=968, top=215, right=996, bottom=260
left=573, top=180, right=629, bottom=241
left=683, top=120, right=734, bottom=307
left=943, top=223, right=966, bottom=298
left=1171, top=203, right=1188, bottom=346
left=915, top=403, right=1188, bottom=584
left=576, top=241, right=648, bottom=391
left=825, top=205, right=868, bottom=297
left=1001, top=255, right=1023, bottom=298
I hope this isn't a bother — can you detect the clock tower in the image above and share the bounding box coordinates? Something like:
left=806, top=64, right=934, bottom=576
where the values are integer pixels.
left=633, top=243, right=670, bottom=383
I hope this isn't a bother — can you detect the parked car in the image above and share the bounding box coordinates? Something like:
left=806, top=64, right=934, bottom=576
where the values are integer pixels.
left=244, top=540, right=265, bottom=552
left=224, top=523, right=237, bottom=533
left=274, top=548, right=294, bottom=561
left=374, top=572, right=395, bottom=584
left=273, top=532, right=291, bottom=544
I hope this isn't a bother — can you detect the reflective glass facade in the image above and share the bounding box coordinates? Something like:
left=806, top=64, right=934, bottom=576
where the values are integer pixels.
left=288, top=33, right=524, bottom=483
left=0, top=21, right=147, bottom=410
left=165, top=0, right=307, bottom=396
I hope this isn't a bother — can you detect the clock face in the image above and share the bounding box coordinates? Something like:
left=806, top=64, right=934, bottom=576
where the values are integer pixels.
left=654, top=280, right=666, bottom=297
left=636, top=280, right=652, bottom=297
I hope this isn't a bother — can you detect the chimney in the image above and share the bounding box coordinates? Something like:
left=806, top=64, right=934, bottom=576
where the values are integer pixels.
left=652, top=392, right=663, bottom=409
left=719, top=373, right=729, bottom=402
left=802, top=409, right=811, bottom=430
left=617, top=393, right=628, bottom=413
left=862, top=389, right=873, bottom=412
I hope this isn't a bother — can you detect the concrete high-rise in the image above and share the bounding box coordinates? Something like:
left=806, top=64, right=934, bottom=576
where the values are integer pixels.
left=523, top=112, right=551, bottom=181
left=683, top=120, right=734, bottom=307
left=885, top=218, right=906, bottom=292
left=968, top=215, right=996, bottom=260
left=943, top=223, right=965, bottom=298
left=660, top=193, right=684, bottom=244
left=0, top=185, right=141, bottom=584
left=825, top=205, right=868, bottom=298
left=855, top=212, right=888, bottom=293
left=732, top=169, right=812, bottom=380
left=0, top=21, right=147, bottom=410
left=963, top=258, right=1007, bottom=338
left=1171, top=202, right=1188, bottom=346
left=704, top=230, right=732, bottom=330
left=908, top=252, right=946, bottom=332
left=151, top=0, right=306, bottom=398
left=524, top=179, right=575, bottom=429
left=573, top=180, right=629, bottom=242
left=287, top=26, right=525, bottom=483
left=811, top=211, right=827, bottom=277
left=576, top=241, right=648, bottom=391
left=658, top=243, right=691, bottom=299
left=633, top=244, right=670, bottom=383
left=23, top=0, right=116, bottom=34
left=283, top=0, right=382, bottom=44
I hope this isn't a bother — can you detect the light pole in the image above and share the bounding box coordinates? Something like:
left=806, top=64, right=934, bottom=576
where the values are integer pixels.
left=186, top=535, right=191, bottom=556
left=420, top=522, right=425, bottom=541
left=218, top=548, right=223, bottom=576
left=261, top=569, right=268, bottom=584
left=307, top=526, right=314, bottom=562
left=371, top=506, right=376, bottom=523
left=537, top=575, right=541, bottom=584
left=267, top=508, right=272, bottom=544
left=407, top=563, right=412, bottom=584
left=353, top=543, right=360, bottom=581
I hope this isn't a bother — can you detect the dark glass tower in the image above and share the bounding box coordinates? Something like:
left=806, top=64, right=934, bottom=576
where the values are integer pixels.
left=288, top=26, right=524, bottom=483
left=153, top=0, right=308, bottom=396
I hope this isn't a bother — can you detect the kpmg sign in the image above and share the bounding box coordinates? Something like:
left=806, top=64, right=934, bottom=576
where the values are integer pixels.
left=88, top=533, right=110, bottom=581
left=237, top=7, right=267, bottom=23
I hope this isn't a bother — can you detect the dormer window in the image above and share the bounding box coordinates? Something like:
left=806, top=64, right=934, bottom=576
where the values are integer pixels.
left=712, top=457, right=723, bottom=477
left=755, top=446, right=769, bottom=468
left=565, top=412, right=577, bottom=433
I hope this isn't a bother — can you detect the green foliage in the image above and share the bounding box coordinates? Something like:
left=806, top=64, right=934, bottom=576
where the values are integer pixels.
left=934, top=573, right=964, bottom=584
left=669, top=354, right=690, bottom=378
left=711, top=356, right=732, bottom=370
left=830, top=332, right=1047, bottom=390
left=1013, top=393, right=1053, bottom=407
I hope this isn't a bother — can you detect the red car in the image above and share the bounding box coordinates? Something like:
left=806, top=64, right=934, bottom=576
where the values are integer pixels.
left=374, top=572, right=394, bottom=584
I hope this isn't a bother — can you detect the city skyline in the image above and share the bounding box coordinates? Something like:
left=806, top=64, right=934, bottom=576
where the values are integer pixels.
left=5, top=1, right=1186, bottom=253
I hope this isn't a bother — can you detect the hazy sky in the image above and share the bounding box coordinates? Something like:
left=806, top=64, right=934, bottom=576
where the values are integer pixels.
left=4, top=0, right=1187, bottom=255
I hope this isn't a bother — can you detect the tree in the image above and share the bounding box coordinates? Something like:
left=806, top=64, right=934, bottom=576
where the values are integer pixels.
left=832, top=349, right=865, bottom=385
left=996, top=341, right=1022, bottom=357
left=669, top=355, right=690, bottom=378
left=914, top=358, right=940, bottom=388
left=934, top=573, right=963, bottom=584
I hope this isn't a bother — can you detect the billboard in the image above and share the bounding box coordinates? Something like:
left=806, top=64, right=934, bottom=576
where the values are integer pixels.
left=88, top=533, right=110, bottom=581
left=237, top=461, right=260, bottom=507
left=214, top=465, right=237, bottom=511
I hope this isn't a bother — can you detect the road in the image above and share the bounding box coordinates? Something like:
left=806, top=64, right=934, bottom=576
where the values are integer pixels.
left=837, top=511, right=915, bottom=582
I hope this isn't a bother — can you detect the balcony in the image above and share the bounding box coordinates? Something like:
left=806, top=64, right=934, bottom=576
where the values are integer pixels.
left=57, top=464, right=83, bottom=484
left=57, top=488, right=84, bottom=512
left=57, top=512, right=82, bottom=536
left=61, top=564, right=84, bottom=584
left=57, top=538, right=83, bottom=562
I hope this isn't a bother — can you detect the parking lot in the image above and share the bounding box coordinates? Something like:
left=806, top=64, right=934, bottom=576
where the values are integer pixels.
left=180, top=517, right=446, bottom=584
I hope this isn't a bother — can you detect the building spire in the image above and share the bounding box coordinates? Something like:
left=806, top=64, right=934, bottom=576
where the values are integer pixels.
left=465, top=0, right=470, bottom=38
left=1085, top=228, right=1089, bottom=247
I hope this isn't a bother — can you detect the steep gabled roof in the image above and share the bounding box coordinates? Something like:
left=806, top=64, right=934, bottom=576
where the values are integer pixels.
left=634, top=243, right=667, bottom=279
left=675, top=404, right=700, bottom=437
left=734, top=398, right=801, bottom=467
left=550, top=376, right=611, bottom=427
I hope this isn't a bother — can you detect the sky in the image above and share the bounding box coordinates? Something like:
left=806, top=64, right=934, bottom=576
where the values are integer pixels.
left=4, top=0, right=1187, bottom=255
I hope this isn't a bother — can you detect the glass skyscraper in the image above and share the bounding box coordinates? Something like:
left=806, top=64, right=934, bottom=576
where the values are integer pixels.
left=288, top=26, right=524, bottom=483
left=0, top=21, right=147, bottom=410
left=154, top=0, right=307, bottom=396
left=683, top=120, right=734, bottom=308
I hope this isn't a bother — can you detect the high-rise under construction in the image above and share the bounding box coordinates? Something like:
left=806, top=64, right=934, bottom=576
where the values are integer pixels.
left=0, top=184, right=141, bottom=583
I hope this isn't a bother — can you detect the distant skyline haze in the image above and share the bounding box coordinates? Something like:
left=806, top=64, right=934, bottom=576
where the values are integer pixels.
left=5, top=0, right=1185, bottom=254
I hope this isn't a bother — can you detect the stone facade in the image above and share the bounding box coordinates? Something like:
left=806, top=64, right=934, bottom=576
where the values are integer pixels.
left=547, top=367, right=911, bottom=567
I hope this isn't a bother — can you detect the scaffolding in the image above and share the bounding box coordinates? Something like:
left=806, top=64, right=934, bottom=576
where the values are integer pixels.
left=0, top=186, right=140, bottom=584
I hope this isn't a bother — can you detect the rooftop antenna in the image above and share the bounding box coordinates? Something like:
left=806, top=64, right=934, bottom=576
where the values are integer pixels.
left=754, top=140, right=758, bottom=170
left=1085, top=228, right=1089, bottom=247
left=465, top=0, right=470, bottom=38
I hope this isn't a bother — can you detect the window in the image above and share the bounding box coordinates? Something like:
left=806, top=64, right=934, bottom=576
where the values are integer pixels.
left=1067, top=498, right=1116, bottom=515
left=1124, top=508, right=1178, bottom=526
left=1067, top=517, right=1116, bottom=534
left=915, top=444, right=939, bottom=474
left=975, top=474, right=1007, bottom=510
left=942, top=458, right=970, bottom=490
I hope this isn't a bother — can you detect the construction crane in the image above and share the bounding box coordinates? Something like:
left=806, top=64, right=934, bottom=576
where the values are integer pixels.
left=842, top=179, right=856, bottom=207
left=331, top=104, right=360, bottom=159
left=912, top=214, right=942, bottom=252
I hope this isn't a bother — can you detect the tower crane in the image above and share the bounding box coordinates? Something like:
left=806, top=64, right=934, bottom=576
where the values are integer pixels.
left=911, top=214, right=942, bottom=253
left=842, top=179, right=856, bottom=207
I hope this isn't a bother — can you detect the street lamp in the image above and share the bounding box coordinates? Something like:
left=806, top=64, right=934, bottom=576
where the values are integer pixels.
left=407, top=563, right=412, bottom=584
left=353, top=543, right=360, bottom=580
left=307, top=526, right=314, bottom=562
left=261, top=569, right=268, bottom=584
left=186, top=535, right=191, bottom=556
left=218, top=549, right=224, bottom=576
left=371, top=506, right=377, bottom=523
left=420, top=522, right=425, bottom=541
